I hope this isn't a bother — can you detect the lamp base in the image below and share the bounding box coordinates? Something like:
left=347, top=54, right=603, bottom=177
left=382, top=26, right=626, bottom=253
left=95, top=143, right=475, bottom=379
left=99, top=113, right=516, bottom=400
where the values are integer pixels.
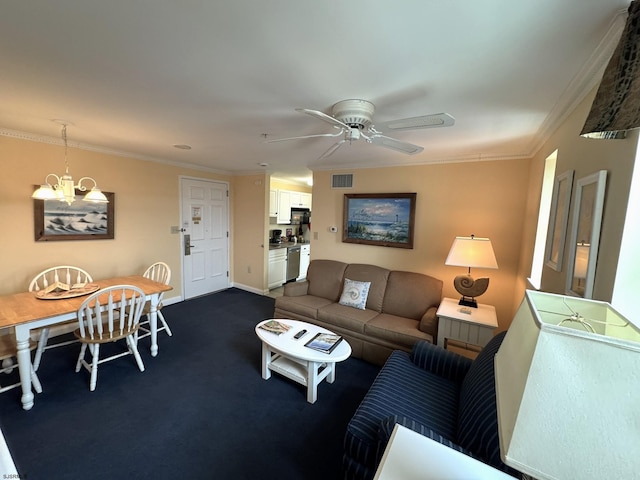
left=458, top=296, right=478, bottom=308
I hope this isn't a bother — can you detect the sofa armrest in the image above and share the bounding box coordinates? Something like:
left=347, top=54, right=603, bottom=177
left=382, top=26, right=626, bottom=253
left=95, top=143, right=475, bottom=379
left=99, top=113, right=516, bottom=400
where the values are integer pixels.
left=376, top=415, right=471, bottom=463
left=282, top=280, right=309, bottom=297
left=418, top=305, right=438, bottom=338
left=410, top=341, right=472, bottom=382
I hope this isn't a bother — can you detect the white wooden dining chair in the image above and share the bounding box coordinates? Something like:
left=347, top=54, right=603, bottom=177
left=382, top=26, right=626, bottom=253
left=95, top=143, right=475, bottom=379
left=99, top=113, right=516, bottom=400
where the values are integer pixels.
left=138, top=262, right=172, bottom=339
left=28, top=265, right=94, bottom=371
left=74, top=285, right=146, bottom=391
left=0, top=329, right=42, bottom=395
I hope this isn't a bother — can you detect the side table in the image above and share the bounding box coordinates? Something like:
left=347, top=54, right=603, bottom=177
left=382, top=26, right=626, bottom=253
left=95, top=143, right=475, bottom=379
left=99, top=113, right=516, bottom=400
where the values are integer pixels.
left=374, top=423, right=517, bottom=479
left=436, top=297, right=498, bottom=350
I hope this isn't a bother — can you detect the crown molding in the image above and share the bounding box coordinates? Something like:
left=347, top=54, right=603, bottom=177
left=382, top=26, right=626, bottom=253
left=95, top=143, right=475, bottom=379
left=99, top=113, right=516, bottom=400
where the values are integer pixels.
left=0, top=127, right=233, bottom=176
left=528, top=7, right=629, bottom=158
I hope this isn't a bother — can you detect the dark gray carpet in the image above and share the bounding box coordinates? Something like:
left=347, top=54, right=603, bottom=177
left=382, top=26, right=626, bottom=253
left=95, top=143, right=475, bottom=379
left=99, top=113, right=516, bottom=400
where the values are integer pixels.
left=0, top=288, right=380, bottom=479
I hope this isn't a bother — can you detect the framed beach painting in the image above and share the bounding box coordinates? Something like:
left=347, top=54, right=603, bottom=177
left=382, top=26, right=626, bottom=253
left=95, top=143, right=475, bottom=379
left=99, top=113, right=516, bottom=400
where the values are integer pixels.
left=34, top=190, right=115, bottom=241
left=343, top=193, right=416, bottom=249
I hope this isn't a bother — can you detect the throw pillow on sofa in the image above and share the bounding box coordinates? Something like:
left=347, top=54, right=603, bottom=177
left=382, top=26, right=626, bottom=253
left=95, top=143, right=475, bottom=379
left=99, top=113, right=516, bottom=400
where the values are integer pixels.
left=339, top=278, right=371, bottom=310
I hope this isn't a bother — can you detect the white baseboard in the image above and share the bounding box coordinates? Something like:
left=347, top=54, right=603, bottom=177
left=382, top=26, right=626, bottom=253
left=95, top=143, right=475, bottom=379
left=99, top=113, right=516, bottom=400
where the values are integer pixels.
left=231, top=282, right=269, bottom=296
left=162, top=294, right=183, bottom=306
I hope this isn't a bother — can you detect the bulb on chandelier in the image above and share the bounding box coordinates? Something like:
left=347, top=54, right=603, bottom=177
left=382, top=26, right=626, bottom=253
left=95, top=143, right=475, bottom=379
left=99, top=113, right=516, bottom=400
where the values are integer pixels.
left=32, top=124, right=108, bottom=206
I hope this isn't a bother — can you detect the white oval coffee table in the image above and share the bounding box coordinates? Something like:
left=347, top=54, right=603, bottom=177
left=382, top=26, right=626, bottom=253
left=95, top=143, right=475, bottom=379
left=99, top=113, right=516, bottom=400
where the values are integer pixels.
left=255, top=319, right=352, bottom=403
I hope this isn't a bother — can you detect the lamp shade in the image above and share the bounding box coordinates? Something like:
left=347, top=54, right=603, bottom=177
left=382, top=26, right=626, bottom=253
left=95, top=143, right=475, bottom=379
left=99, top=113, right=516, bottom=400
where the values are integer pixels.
left=495, top=290, right=640, bottom=480
left=445, top=236, right=498, bottom=269
left=580, top=1, right=640, bottom=138
left=573, top=243, right=590, bottom=279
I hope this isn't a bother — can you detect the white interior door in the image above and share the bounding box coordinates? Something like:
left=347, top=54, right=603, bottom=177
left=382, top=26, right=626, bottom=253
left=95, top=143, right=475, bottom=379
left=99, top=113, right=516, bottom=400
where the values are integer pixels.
left=181, top=177, right=229, bottom=299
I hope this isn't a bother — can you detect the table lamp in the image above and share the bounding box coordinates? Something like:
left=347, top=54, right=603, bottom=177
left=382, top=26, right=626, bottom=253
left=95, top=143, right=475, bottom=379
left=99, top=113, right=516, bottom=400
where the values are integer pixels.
left=445, top=235, right=498, bottom=307
left=494, top=290, right=640, bottom=480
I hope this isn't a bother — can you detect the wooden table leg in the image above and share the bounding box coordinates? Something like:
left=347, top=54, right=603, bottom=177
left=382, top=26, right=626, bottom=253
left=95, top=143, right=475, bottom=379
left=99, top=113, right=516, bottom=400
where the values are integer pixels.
left=149, top=293, right=159, bottom=357
left=14, top=325, right=34, bottom=410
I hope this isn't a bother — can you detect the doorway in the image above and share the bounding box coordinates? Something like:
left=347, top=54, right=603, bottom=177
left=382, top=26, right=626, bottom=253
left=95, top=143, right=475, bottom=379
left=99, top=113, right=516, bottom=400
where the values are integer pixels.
left=180, top=177, right=230, bottom=299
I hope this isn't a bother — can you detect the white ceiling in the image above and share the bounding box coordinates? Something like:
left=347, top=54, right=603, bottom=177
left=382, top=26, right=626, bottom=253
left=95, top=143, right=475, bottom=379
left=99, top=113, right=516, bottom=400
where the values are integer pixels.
left=0, top=1, right=630, bottom=186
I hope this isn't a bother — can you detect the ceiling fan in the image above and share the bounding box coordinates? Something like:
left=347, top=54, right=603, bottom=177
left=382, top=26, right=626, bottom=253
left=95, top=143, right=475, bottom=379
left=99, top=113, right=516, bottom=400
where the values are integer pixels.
left=266, top=99, right=454, bottom=159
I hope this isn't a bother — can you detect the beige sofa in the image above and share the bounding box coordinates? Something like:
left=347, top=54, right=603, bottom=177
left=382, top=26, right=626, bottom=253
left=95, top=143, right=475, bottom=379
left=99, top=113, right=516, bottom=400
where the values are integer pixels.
left=273, top=259, right=443, bottom=365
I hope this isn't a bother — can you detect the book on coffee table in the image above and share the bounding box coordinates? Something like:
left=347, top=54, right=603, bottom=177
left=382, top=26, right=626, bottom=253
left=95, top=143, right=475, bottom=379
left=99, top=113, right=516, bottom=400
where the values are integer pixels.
left=305, top=333, right=343, bottom=354
left=258, top=320, right=291, bottom=335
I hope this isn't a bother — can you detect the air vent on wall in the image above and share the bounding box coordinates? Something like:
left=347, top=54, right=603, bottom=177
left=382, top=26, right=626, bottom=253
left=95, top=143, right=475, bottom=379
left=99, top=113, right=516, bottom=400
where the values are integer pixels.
left=331, top=173, right=353, bottom=189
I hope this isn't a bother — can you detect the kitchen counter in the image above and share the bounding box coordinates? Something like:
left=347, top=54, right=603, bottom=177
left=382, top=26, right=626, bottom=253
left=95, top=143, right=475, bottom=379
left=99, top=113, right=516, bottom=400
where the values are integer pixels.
left=269, top=241, right=309, bottom=250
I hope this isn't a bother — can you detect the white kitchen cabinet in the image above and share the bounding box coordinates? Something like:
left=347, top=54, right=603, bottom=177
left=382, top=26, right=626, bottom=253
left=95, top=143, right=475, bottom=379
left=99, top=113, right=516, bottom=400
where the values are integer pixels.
left=297, top=244, right=311, bottom=281
left=300, top=192, right=312, bottom=209
left=276, top=190, right=312, bottom=224
left=269, top=189, right=278, bottom=217
left=268, top=248, right=287, bottom=289
left=276, top=190, right=291, bottom=224
left=289, top=191, right=312, bottom=208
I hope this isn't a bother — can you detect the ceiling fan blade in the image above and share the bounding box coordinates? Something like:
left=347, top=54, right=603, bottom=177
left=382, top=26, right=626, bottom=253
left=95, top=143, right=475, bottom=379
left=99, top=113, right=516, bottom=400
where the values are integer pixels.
left=296, top=108, right=351, bottom=130
left=265, top=130, right=344, bottom=143
left=379, top=113, right=455, bottom=131
left=369, top=134, right=424, bottom=155
left=319, top=140, right=346, bottom=159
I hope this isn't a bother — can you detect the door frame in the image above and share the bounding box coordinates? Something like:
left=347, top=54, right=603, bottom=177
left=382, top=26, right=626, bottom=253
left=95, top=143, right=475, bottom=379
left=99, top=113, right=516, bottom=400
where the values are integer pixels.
left=179, top=175, right=230, bottom=299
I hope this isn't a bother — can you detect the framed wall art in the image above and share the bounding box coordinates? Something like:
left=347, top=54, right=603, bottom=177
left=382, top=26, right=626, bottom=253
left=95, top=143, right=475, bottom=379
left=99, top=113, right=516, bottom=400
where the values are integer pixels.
left=34, top=189, right=115, bottom=241
left=343, top=193, right=416, bottom=249
left=545, top=170, right=574, bottom=271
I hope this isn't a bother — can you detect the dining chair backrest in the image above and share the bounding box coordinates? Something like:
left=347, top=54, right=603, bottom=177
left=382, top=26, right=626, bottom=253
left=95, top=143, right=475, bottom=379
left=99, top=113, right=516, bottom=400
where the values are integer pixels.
left=29, top=266, right=93, bottom=292
left=139, top=262, right=173, bottom=339
left=143, top=262, right=171, bottom=299
left=76, top=285, right=146, bottom=342
left=143, top=262, right=171, bottom=286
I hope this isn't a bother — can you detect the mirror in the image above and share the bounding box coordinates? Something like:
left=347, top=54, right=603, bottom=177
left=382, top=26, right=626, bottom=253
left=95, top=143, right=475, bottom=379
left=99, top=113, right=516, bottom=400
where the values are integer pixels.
left=566, top=170, right=607, bottom=298
left=545, top=170, right=574, bottom=271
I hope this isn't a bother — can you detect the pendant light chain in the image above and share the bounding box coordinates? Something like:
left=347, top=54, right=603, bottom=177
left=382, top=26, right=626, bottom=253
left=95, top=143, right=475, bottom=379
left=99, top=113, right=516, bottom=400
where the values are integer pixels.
left=62, top=123, right=70, bottom=175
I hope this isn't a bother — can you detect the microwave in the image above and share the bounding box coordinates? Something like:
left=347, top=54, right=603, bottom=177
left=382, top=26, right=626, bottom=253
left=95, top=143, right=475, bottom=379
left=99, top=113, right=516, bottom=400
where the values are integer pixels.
left=290, top=208, right=310, bottom=224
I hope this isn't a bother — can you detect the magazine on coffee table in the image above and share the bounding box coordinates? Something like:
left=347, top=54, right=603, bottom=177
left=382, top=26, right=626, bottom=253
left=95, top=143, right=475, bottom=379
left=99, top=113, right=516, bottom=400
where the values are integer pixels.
left=305, top=333, right=343, bottom=354
left=258, top=320, right=291, bottom=335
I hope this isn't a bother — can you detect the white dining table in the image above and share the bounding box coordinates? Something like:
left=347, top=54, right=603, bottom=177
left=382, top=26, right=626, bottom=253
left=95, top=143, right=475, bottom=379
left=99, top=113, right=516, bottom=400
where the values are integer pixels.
left=0, top=275, right=172, bottom=410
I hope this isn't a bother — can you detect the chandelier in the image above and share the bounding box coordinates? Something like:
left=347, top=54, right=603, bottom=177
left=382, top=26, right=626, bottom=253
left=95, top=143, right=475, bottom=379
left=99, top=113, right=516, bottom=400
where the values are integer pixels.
left=32, top=124, right=108, bottom=206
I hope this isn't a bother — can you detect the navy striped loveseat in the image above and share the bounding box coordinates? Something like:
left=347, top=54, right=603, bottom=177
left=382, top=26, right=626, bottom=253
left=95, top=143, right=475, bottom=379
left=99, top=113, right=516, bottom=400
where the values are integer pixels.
left=343, top=331, right=520, bottom=479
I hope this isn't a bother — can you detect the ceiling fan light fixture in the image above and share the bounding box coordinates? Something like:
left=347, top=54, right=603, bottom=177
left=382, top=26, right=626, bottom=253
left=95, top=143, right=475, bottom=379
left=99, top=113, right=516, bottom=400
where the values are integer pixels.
left=331, top=99, right=375, bottom=129
left=268, top=98, right=452, bottom=159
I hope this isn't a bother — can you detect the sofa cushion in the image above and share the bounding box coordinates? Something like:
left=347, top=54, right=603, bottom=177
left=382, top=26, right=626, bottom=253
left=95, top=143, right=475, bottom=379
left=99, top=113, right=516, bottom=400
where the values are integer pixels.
left=306, top=259, right=348, bottom=301
left=343, top=264, right=390, bottom=312
left=382, top=271, right=442, bottom=320
left=339, top=278, right=371, bottom=310
left=317, top=303, right=378, bottom=333
left=365, top=313, right=433, bottom=348
left=457, top=332, right=513, bottom=474
left=274, top=294, right=333, bottom=319
left=344, top=350, right=461, bottom=470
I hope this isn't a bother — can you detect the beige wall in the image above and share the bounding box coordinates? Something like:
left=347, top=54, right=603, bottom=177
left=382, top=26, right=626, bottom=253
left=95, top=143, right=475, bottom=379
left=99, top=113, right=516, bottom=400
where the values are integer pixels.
left=232, top=174, right=270, bottom=292
left=521, top=88, right=637, bottom=302
left=0, top=135, right=231, bottom=297
left=310, top=160, right=531, bottom=331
